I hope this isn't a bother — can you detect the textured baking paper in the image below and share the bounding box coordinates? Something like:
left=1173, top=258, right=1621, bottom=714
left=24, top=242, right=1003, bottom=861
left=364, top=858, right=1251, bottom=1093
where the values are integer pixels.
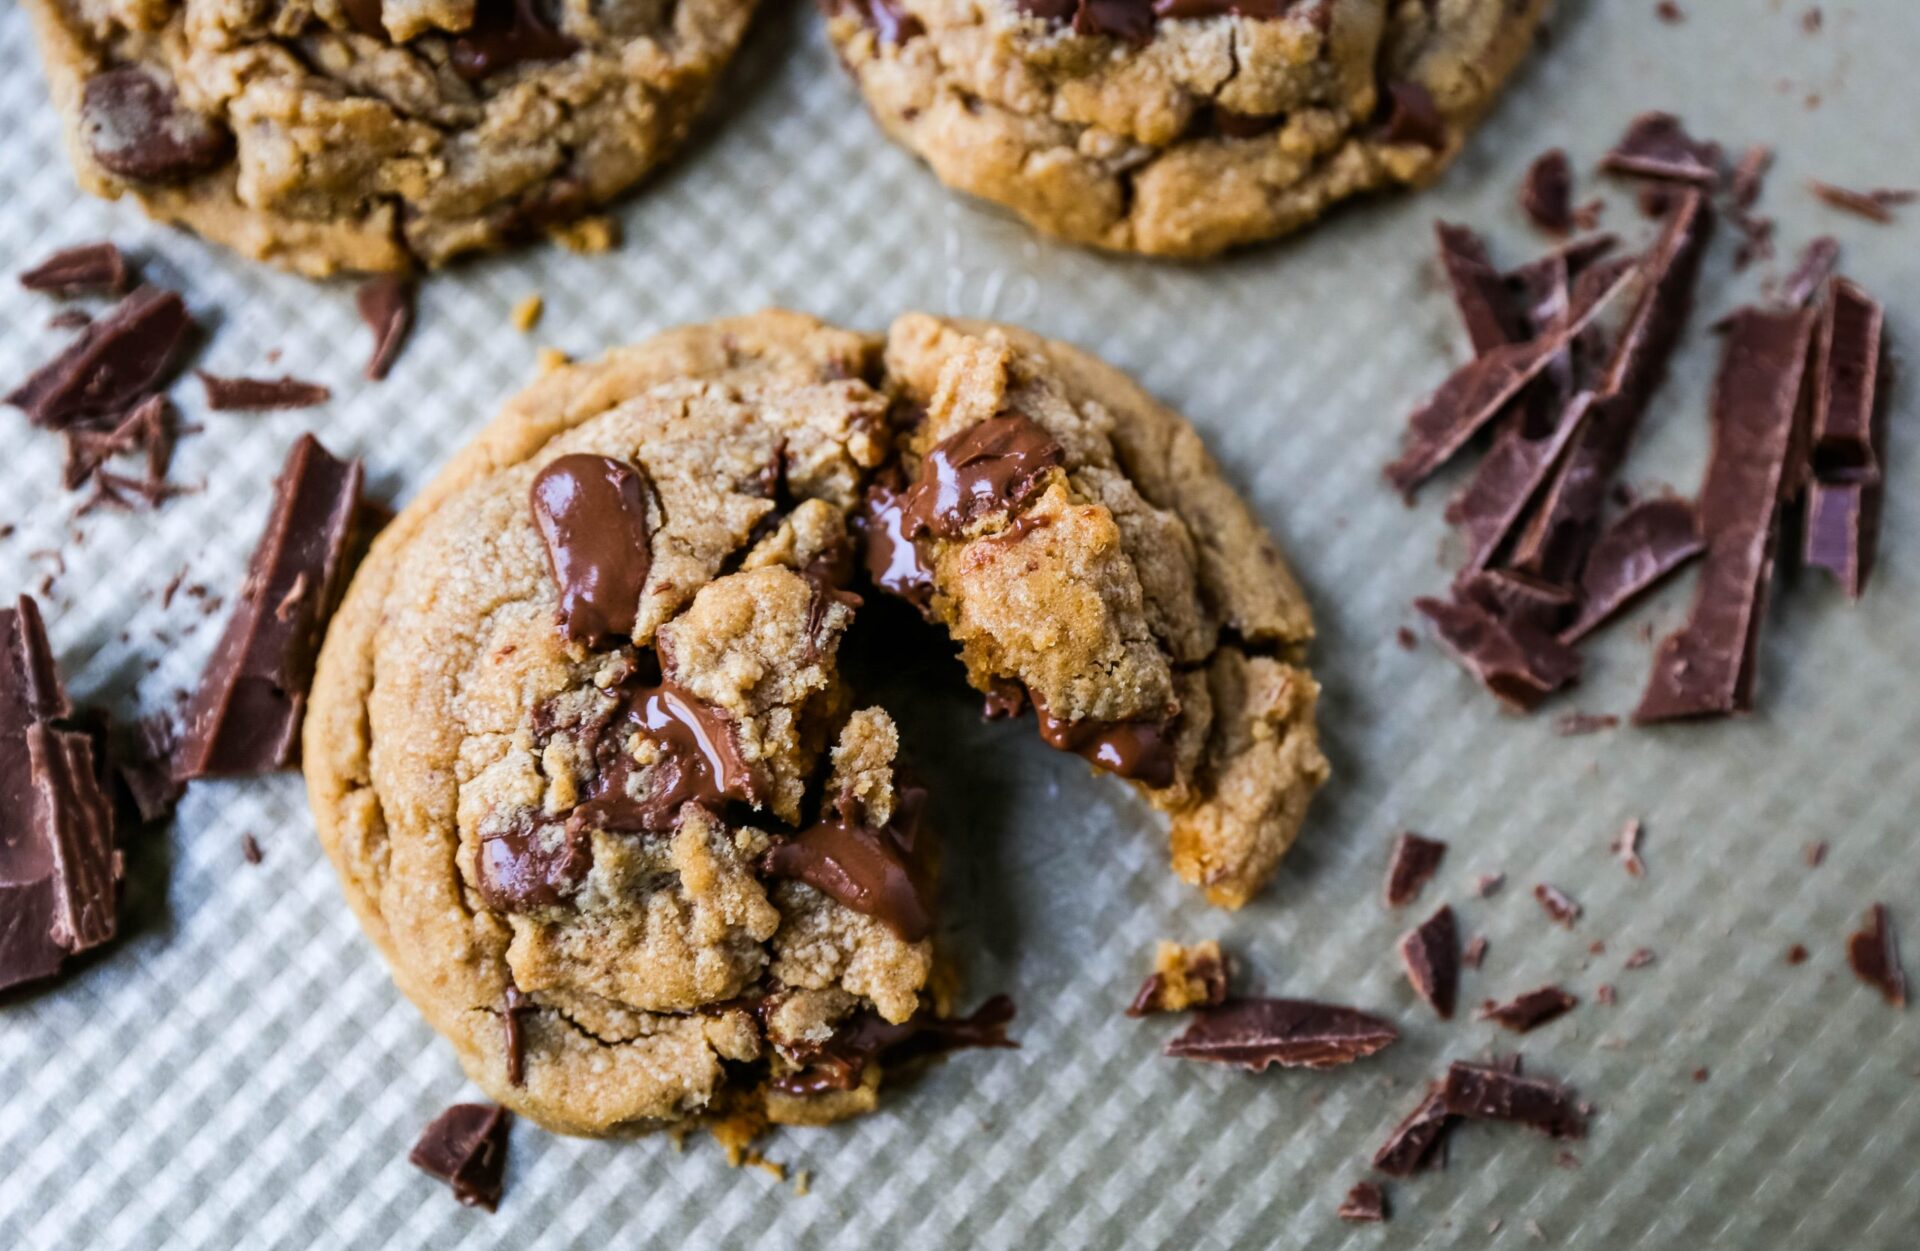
left=2, top=3, right=1917, bottom=1247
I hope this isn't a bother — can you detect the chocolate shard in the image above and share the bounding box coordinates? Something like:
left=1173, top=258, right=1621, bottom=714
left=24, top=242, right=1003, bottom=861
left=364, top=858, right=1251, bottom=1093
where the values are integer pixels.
left=1372, top=1084, right=1454, bottom=1176
left=529, top=453, right=655, bottom=647
left=773, top=995, right=1017, bottom=1095
left=409, top=1104, right=510, bottom=1212
left=1414, top=595, right=1582, bottom=712
left=1559, top=498, right=1705, bottom=642
left=1399, top=905, right=1460, bottom=1020
left=761, top=789, right=937, bottom=942
left=1802, top=279, right=1886, bottom=598
left=1448, top=392, right=1598, bottom=579
left=20, top=243, right=131, bottom=297
left=5, top=285, right=194, bottom=429
left=1338, top=1181, right=1389, bottom=1224
left=1602, top=113, right=1721, bottom=185
left=356, top=276, right=415, bottom=381
left=1534, top=882, right=1581, bottom=927
left=1479, top=985, right=1579, bottom=1032
left=1434, top=222, right=1529, bottom=356
left=1807, top=179, right=1913, bottom=224
left=1847, top=904, right=1905, bottom=1008
left=1384, top=831, right=1448, bottom=908
left=1781, top=237, right=1840, bottom=309
left=1442, top=1060, right=1586, bottom=1139
left=1634, top=306, right=1817, bottom=722
left=1521, top=149, right=1576, bottom=234
left=1, top=596, right=124, bottom=993
left=1458, top=567, right=1578, bottom=635
left=173, top=435, right=364, bottom=780
left=1164, top=998, right=1398, bottom=1072
left=196, top=371, right=332, bottom=412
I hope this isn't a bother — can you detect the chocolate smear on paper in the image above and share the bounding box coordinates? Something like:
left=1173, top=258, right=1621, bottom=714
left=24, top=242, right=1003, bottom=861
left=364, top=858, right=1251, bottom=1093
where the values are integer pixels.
left=1373, top=1085, right=1455, bottom=1176
left=1521, top=150, right=1576, bottom=234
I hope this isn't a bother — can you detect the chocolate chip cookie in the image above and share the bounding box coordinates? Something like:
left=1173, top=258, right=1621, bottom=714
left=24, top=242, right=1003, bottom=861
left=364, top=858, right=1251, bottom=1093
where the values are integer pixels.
left=21, top=0, right=757, bottom=275
left=822, top=0, right=1549, bottom=258
left=305, top=310, right=1324, bottom=1136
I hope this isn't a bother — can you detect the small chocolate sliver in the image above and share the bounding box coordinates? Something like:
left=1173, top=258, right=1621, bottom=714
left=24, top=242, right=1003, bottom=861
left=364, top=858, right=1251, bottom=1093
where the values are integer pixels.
left=901, top=413, right=1063, bottom=539
left=1560, top=498, right=1705, bottom=643
left=1447, top=393, right=1598, bottom=580
left=173, top=435, right=364, bottom=780
left=20, top=243, right=130, bottom=297
left=1521, top=149, right=1576, bottom=234
left=1378, top=81, right=1448, bottom=150
left=1442, top=1060, right=1586, bottom=1139
left=1781, top=236, right=1840, bottom=310
left=449, top=0, right=581, bottom=82
left=240, top=833, right=263, bottom=864
left=1479, top=985, right=1578, bottom=1032
left=1635, top=306, right=1817, bottom=722
left=6, top=285, right=194, bottom=429
left=1165, top=998, right=1398, bottom=1072
left=1415, top=595, right=1582, bottom=712
left=1534, top=882, right=1581, bottom=927
left=1808, top=279, right=1884, bottom=476
left=1847, top=903, right=1905, bottom=1008
left=773, top=995, right=1016, bottom=1094
left=761, top=792, right=936, bottom=942
left=356, top=276, right=415, bottom=381
left=1384, top=831, right=1448, bottom=908
left=1338, top=1181, right=1389, bottom=1224
left=197, top=371, right=332, bottom=412
left=1807, top=180, right=1914, bottom=224
left=1034, top=702, right=1177, bottom=788
left=1463, top=934, right=1489, bottom=969
left=1554, top=711, right=1618, bottom=736
left=1399, top=905, right=1460, bottom=1020
left=80, top=67, right=232, bottom=184
left=1372, top=1084, right=1454, bottom=1176
left=409, top=1104, right=510, bottom=1212
left=1602, top=113, right=1720, bottom=185
left=530, top=453, right=654, bottom=648
left=1804, top=482, right=1877, bottom=599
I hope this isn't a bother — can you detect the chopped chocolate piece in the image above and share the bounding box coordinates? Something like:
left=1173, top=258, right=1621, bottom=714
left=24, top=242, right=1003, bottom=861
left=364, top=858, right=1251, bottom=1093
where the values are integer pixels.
left=1414, top=596, right=1582, bottom=712
left=1781, top=237, right=1841, bottom=309
left=1554, top=711, right=1619, bottom=736
left=1807, top=180, right=1916, bottom=224
left=1730, top=145, right=1773, bottom=211
left=173, top=436, right=364, bottom=779
left=1807, top=278, right=1885, bottom=475
left=0, top=596, right=123, bottom=992
left=1442, top=1060, right=1586, bottom=1139
left=196, top=371, right=332, bottom=412
left=900, top=414, right=1063, bottom=538
left=1655, top=0, right=1683, bottom=20
left=1596, top=982, right=1616, bottom=1004
left=1372, top=1084, right=1454, bottom=1176
left=80, top=67, right=232, bottom=184
left=409, top=1104, right=510, bottom=1212
left=240, top=833, right=263, bottom=864
left=1463, top=934, right=1489, bottom=969
left=1475, top=872, right=1505, bottom=897
left=502, top=983, right=532, bottom=1085
left=1613, top=818, right=1646, bottom=877
left=773, top=995, right=1016, bottom=1094
left=1521, top=150, right=1576, bottom=234
left=1479, top=985, right=1578, bottom=1032
left=1396, top=626, right=1418, bottom=651
left=1434, top=223, right=1529, bottom=356
left=1534, top=882, right=1581, bottom=927
left=1602, top=113, right=1720, bottom=185
left=1847, top=904, right=1905, bottom=1007
left=1459, top=568, right=1577, bottom=634
left=449, top=0, right=580, bottom=81
left=117, top=712, right=182, bottom=824
left=1786, top=943, right=1809, bottom=965
left=1635, top=307, right=1816, bottom=722
left=1127, top=940, right=1229, bottom=1017
left=529, top=454, right=654, bottom=648
left=1032, top=697, right=1176, bottom=788
left=355, top=276, right=414, bottom=381
left=6, top=286, right=193, bottom=429
left=1804, top=482, right=1878, bottom=598
left=1448, top=393, right=1597, bottom=580
left=1806, top=840, right=1828, bottom=867
left=1338, top=1181, right=1389, bottom=1224
left=762, top=789, right=936, bottom=942
left=1560, top=499, right=1705, bottom=642
left=1399, top=905, right=1460, bottom=1019
left=1165, top=999, right=1397, bottom=1071
left=1384, top=831, right=1448, bottom=908
left=1379, top=81, right=1448, bottom=150
left=19, top=243, right=130, bottom=297
left=1624, top=947, right=1655, bottom=969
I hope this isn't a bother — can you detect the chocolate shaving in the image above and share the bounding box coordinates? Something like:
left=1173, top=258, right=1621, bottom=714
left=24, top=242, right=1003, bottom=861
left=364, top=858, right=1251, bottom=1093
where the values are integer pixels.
left=1479, top=985, right=1578, bottom=1032
left=1780, top=237, right=1840, bottom=309
left=1442, top=1060, right=1586, bottom=1139
left=1802, top=278, right=1885, bottom=597
left=1384, top=831, right=1448, bottom=907
left=1463, top=934, right=1489, bottom=969
left=1373, top=1085, right=1454, bottom=1176
left=1554, top=711, right=1618, bottom=736
left=761, top=790, right=937, bottom=942
left=1559, top=498, right=1705, bottom=642
left=196, top=371, right=331, bottom=412
left=20, top=243, right=131, bottom=297
left=173, top=435, right=364, bottom=779
left=1602, top=113, right=1720, bottom=185
left=1434, top=223, right=1529, bottom=356
left=6, top=285, right=194, bottom=429
left=1521, top=150, right=1576, bottom=234
left=355, top=276, right=415, bottom=381
left=449, top=0, right=580, bottom=81
left=1807, top=180, right=1916, bottom=224
left=1338, top=1181, right=1389, bottom=1224
left=1534, top=882, right=1581, bottom=927
left=409, top=1104, right=510, bottom=1212
left=1399, top=905, right=1460, bottom=1019
left=773, top=995, right=1017, bottom=1094
left=1847, top=904, right=1905, bottom=1007
left=1165, top=999, right=1397, bottom=1071
left=1414, top=595, right=1582, bottom=712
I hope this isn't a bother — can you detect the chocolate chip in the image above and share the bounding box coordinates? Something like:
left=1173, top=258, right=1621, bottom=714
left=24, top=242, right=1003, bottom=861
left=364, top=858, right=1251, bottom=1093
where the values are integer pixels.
left=1559, top=498, right=1705, bottom=643
left=1534, top=882, right=1581, bottom=927
left=449, top=0, right=580, bottom=82
left=19, top=243, right=131, bottom=297
left=196, top=372, right=332, bottom=412
left=1601, top=113, right=1720, bottom=185
left=1442, top=1060, right=1587, bottom=1139
left=6, top=285, right=194, bottom=429
left=1164, top=999, right=1398, bottom=1071
left=900, top=413, right=1063, bottom=539
left=174, top=436, right=364, bottom=780
left=355, top=276, right=415, bottom=382
left=761, top=789, right=937, bottom=942
left=80, top=67, right=232, bottom=184
left=1372, top=1084, right=1454, bottom=1176
left=409, top=1104, right=510, bottom=1212
left=773, top=995, right=1016, bottom=1094
left=1847, top=903, right=1905, bottom=1008
left=1521, top=149, right=1576, bottom=234
left=529, top=453, right=654, bottom=648
left=1479, top=985, right=1578, bottom=1032
left=1399, top=905, right=1460, bottom=1020
left=1338, top=1181, right=1389, bottom=1223
left=1383, top=831, right=1447, bottom=908
left=1032, top=697, right=1177, bottom=788
left=1780, top=236, right=1840, bottom=310
left=1414, top=595, right=1582, bottom=712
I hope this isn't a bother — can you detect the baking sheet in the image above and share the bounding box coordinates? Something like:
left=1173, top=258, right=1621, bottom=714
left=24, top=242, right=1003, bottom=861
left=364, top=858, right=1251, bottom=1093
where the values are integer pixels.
left=3, top=2, right=1918, bottom=1246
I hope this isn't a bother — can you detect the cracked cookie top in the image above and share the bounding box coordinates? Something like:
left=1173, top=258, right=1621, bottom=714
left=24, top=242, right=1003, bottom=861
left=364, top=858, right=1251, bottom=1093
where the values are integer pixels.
left=305, top=310, right=1325, bottom=1137
left=822, top=0, right=1548, bottom=257
left=22, top=0, right=757, bottom=274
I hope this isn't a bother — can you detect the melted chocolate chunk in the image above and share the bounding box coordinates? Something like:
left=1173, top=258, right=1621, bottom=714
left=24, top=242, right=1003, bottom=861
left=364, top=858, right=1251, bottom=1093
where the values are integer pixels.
left=355, top=276, right=415, bottom=382
left=1479, top=985, right=1578, bottom=1032
left=1442, top=1060, right=1586, bottom=1139
left=409, top=1104, right=510, bottom=1212
left=1534, top=882, right=1581, bottom=927
left=1378, top=82, right=1448, bottom=150
left=1033, top=701, right=1177, bottom=788
left=981, top=679, right=1027, bottom=720
left=20, top=243, right=130, bottom=297
left=449, top=0, right=580, bottom=81
left=1399, top=905, right=1460, bottom=1020
left=571, top=679, right=764, bottom=834
left=856, top=478, right=937, bottom=612
left=1559, top=498, right=1704, bottom=643
left=1414, top=596, right=1581, bottom=712
left=1521, top=149, right=1576, bottom=234
left=773, top=995, right=1016, bottom=1095
left=1372, top=1084, right=1454, bottom=1176
left=1164, top=999, right=1398, bottom=1071
left=1634, top=306, right=1816, bottom=722
left=80, top=67, right=232, bottom=184
left=900, top=413, right=1063, bottom=539
left=1338, top=1181, right=1388, bottom=1224
left=0, top=596, right=123, bottom=993
left=476, top=818, right=593, bottom=911
left=761, top=790, right=936, bottom=942
left=530, top=454, right=654, bottom=648
left=1847, top=903, right=1905, bottom=1007
left=174, top=436, right=364, bottom=779
left=6, top=286, right=194, bottom=430
left=196, top=371, right=332, bottom=412
left=1601, top=113, right=1720, bottom=185
left=1383, top=831, right=1447, bottom=908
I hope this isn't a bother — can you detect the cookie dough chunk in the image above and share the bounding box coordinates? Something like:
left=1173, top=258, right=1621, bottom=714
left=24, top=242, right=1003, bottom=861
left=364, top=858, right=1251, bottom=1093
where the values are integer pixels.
left=823, top=0, right=1549, bottom=258
left=22, top=0, right=757, bottom=274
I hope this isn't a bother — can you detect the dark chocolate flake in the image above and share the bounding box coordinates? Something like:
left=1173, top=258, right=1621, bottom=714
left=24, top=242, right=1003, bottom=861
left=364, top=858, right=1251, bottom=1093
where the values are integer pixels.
left=1442, top=1060, right=1586, bottom=1139
left=1559, top=498, right=1705, bottom=643
left=1521, top=149, right=1576, bottom=234
left=1372, top=1084, right=1454, bottom=1176
left=6, top=285, right=194, bottom=429
left=1602, top=113, right=1720, bottom=185
left=1338, top=1181, right=1389, bottom=1224
left=1847, top=904, right=1905, bottom=1008
left=1479, top=985, right=1578, bottom=1032
left=1399, top=905, right=1460, bottom=1019
left=1534, top=882, right=1581, bottom=927
left=1384, top=831, right=1448, bottom=907
left=356, top=276, right=415, bottom=381
left=196, top=371, right=332, bottom=412
left=20, top=243, right=131, bottom=297
left=1165, top=998, right=1397, bottom=1071
left=409, top=1104, right=510, bottom=1212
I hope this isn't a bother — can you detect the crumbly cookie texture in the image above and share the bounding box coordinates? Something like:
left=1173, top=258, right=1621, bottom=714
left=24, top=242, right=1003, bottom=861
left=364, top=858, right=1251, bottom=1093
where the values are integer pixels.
left=824, top=0, right=1549, bottom=258
left=22, top=0, right=756, bottom=275
left=305, top=310, right=1321, bottom=1137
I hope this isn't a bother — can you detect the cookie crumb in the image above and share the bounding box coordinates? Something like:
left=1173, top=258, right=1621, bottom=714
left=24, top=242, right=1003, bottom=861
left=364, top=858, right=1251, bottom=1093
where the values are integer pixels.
left=550, top=215, right=621, bottom=254
left=793, top=1169, right=811, bottom=1197
left=241, top=833, right=262, bottom=864
left=536, top=346, right=571, bottom=375
left=512, top=294, right=545, bottom=333
left=1127, top=940, right=1229, bottom=1016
